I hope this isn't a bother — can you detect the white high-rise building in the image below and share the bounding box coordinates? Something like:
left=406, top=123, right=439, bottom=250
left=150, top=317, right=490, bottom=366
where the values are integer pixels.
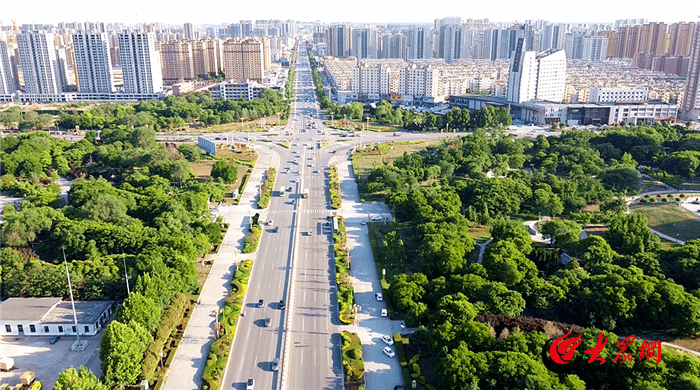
left=682, top=25, right=700, bottom=120
left=406, top=27, right=434, bottom=60
left=399, top=64, right=438, bottom=98
left=351, top=27, right=379, bottom=59
left=118, top=32, right=163, bottom=94
left=0, top=38, right=17, bottom=94
left=507, top=37, right=566, bottom=103
left=73, top=32, right=114, bottom=93
left=17, top=31, right=67, bottom=94
left=184, top=23, right=195, bottom=40
left=582, top=36, right=608, bottom=61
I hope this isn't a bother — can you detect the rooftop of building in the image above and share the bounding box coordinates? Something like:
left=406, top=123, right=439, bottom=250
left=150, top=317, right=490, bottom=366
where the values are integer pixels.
left=0, top=297, right=61, bottom=322
left=42, top=300, right=114, bottom=324
left=0, top=297, right=114, bottom=324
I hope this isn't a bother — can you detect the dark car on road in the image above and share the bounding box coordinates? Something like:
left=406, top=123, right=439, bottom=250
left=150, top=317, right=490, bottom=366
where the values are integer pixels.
left=50, top=335, right=60, bottom=344
left=278, top=299, right=286, bottom=309
left=257, top=299, right=264, bottom=308
left=264, top=317, right=271, bottom=327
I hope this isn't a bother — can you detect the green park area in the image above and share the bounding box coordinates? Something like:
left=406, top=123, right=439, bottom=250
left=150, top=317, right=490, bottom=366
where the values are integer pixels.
left=630, top=202, right=700, bottom=242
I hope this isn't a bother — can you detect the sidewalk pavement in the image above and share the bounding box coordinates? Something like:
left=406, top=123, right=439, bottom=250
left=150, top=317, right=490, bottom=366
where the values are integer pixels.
left=335, top=155, right=404, bottom=390
left=161, top=146, right=279, bottom=390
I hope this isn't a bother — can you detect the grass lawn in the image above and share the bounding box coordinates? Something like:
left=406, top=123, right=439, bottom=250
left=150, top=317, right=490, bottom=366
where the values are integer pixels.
left=630, top=203, right=700, bottom=242
left=352, top=140, right=442, bottom=201
left=190, top=146, right=258, bottom=205
left=640, top=180, right=669, bottom=193
left=468, top=224, right=492, bottom=243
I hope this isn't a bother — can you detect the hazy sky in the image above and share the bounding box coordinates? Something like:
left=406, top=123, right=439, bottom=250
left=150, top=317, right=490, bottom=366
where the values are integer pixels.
left=3, top=0, right=698, bottom=25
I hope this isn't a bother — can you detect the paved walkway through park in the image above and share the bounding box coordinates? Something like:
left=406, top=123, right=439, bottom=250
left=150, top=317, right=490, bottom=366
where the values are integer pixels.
left=161, top=145, right=279, bottom=390
left=335, top=153, right=405, bottom=390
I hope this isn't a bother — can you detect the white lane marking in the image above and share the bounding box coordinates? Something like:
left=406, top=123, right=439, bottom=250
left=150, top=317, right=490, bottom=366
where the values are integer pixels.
left=314, top=350, right=317, bottom=366
left=300, top=350, right=304, bottom=366
left=303, top=290, right=306, bottom=303
left=268, top=280, right=271, bottom=289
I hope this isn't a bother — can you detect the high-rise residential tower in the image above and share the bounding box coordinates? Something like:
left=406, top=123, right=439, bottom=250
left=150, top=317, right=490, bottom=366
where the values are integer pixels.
left=17, top=31, right=67, bottom=94
left=406, top=27, right=434, bottom=60
left=328, top=25, right=351, bottom=58
left=508, top=38, right=566, bottom=103
left=0, top=38, right=17, bottom=94
left=184, top=23, right=195, bottom=40
left=118, top=31, right=163, bottom=94
left=682, top=26, right=700, bottom=120
left=222, top=37, right=270, bottom=82
left=72, top=31, right=114, bottom=93
left=160, top=40, right=194, bottom=83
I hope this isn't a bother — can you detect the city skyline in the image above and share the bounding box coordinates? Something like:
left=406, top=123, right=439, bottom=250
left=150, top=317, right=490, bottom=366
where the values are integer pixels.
left=3, top=0, right=699, bottom=25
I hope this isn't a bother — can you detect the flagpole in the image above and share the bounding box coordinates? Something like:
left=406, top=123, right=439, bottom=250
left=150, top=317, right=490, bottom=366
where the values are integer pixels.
left=63, top=249, right=81, bottom=347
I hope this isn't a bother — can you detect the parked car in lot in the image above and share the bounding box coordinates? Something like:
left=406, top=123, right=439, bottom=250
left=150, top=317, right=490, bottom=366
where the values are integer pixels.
left=383, top=346, right=395, bottom=358
left=49, top=336, right=60, bottom=344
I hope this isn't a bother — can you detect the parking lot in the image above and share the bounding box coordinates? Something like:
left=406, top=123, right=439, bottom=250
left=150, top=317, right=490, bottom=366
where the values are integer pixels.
left=0, top=333, right=103, bottom=389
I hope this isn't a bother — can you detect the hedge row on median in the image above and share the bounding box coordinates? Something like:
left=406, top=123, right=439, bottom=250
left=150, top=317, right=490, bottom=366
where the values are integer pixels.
left=333, top=216, right=354, bottom=324
left=329, top=164, right=341, bottom=209
left=202, top=260, right=253, bottom=390
left=257, top=167, right=277, bottom=209
left=242, top=218, right=261, bottom=254
left=341, top=330, right=365, bottom=386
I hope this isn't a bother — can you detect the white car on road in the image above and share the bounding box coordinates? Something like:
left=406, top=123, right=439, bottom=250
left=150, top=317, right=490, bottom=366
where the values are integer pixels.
left=383, top=346, right=395, bottom=358
left=375, top=293, right=383, bottom=301
left=381, top=335, right=394, bottom=345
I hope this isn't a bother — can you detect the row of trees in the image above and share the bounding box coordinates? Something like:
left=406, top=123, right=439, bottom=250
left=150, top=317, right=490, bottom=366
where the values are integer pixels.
left=51, top=89, right=290, bottom=132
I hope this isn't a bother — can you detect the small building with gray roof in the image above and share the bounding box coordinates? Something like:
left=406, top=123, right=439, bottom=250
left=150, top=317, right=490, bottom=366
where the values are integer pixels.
left=0, top=297, right=115, bottom=337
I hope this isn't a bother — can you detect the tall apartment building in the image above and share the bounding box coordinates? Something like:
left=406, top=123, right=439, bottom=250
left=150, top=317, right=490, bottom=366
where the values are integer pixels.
left=328, top=25, right=351, bottom=58
left=17, top=31, right=67, bottom=94
left=118, top=32, right=163, bottom=94
left=193, top=39, right=222, bottom=79
left=382, top=33, right=406, bottom=59
left=406, top=27, right=434, bottom=60
left=582, top=36, right=608, bottom=61
left=161, top=40, right=195, bottom=83
left=438, top=24, right=467, bottom=63
left=0, top=38, right=16, bottom=94
left=352, top=63, right=388, bottom=97
left=241, top=21, right=254, bottom=38
left=399, top=64, right=438, bottom=98
left=184, top=23, right=195, bottom=40
left=72, top=31, right=114, bottom=93
left=682, top=26, right=700, bottom=120
left=668, top=22, right=696, bottom=56
left=639, top=22, right=668, bottom=56
left=351, top=27, right=379, bottom=60
left=507, top=38, right=566, bottom=103
left=222, top=37, right=270, bottom=82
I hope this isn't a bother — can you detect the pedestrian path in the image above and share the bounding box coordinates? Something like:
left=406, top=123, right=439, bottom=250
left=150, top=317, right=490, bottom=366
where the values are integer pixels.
left=161, top=146, right=278, bottom=390
left=334, top=155, right=405, bottom=389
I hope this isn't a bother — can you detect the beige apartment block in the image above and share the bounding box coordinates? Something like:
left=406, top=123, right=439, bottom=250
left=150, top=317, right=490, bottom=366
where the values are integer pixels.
left=222, top=37, right=270, bottom=82
left=161, top=40, right=195, bottom=83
